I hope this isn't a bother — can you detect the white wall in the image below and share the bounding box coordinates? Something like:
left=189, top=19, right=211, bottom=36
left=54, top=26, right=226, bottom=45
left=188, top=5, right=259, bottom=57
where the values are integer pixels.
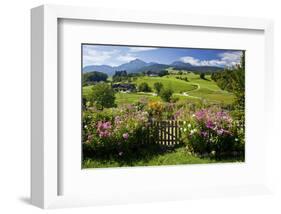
left=0, top=0, right=280, bottom=213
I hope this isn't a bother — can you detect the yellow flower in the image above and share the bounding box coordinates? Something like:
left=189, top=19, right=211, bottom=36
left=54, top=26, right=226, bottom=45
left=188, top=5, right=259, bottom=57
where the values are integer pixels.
left=148, top=101, right=164, bottom=112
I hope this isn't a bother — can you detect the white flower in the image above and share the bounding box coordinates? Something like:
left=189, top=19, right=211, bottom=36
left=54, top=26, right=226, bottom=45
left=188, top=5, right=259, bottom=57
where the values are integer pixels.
left=183, top=121, right=187, bottom=125
left=183, top=128, right=187, bottom=132
left=190, top=129, right=196, bottom=134
left=235, top=138, right=239, bottom=142
left=192, top=114, right=195, bottom=117
left=84, top=125, right=87, bottom=128
left=187, top=124, right=191, bottom=128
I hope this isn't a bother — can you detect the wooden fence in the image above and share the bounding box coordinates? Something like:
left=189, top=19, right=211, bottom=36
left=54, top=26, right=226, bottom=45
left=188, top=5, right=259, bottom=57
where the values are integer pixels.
left=140, top=120, right=183, bottom=145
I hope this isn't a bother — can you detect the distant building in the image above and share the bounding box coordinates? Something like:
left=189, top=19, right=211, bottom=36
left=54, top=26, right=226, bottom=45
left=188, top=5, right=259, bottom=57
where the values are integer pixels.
left=149, top=74, right=158, bottom=77
left=112, top=83, right=136, bottom=92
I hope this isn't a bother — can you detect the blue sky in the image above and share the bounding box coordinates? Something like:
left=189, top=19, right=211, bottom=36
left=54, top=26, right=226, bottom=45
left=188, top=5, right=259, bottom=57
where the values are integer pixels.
left=82, top=44, right=243, bottom=68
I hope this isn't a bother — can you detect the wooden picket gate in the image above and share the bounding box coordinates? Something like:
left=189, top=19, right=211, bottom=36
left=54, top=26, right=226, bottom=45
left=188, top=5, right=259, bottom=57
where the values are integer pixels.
left=141, top=120, right=183, bottom=145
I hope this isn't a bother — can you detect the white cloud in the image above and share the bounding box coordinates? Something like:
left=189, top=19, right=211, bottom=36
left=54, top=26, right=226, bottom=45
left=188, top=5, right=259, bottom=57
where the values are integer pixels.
left=128, top=47, right=158, bottom=52
left=83, top=48, right=138, bottom=66
left=83, top=48, right=119, bottom=66
left=219, top=52, right=242, bottom=66
left=117, top=54, right=136, bottom=62
left=180, top=56, right=201, bottom=66
left=180, top=51, right=242, bottom=67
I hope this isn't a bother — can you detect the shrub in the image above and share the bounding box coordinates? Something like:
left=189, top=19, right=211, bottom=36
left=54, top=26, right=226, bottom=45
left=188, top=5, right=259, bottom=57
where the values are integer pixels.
left=199, top=73, right=206, bottom=80
left=153, top=82, right=163, bottom=95
left=180, top=107, right=244, bottom=156
left=82, top=106, right=150, bottom=156
left=138, top=82, right=152, bottom=92
left=159, top=88, right=173, bottom=102
left=112, top=70, right=128, bottom=82
left=82, top=71, right=108, bottom=85
left=170, top=96, right=179, bottom=103
left=90, top=83, right=116, bottom=110
left=147, top=101, right=164, bottom=119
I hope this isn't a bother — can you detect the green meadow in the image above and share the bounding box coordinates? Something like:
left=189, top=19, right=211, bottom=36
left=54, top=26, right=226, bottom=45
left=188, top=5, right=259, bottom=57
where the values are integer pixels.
left=83, top=71, right=235, bottom=106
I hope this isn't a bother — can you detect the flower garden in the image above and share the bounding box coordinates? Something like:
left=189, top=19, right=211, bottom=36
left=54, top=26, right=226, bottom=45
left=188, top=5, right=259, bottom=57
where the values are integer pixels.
left=82, top=97, right=245, bottom=168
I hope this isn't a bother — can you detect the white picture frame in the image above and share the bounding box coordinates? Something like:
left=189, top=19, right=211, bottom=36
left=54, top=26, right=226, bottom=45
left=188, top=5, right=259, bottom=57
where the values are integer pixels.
left=31, top=4, right=274, bottom=209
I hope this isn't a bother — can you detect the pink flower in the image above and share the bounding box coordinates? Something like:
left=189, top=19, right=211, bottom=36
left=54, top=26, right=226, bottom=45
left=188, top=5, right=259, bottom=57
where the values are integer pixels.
left=195, top=110, right=205, bottom=120
left=206, top=120, right=213, bottom=129
left=201, top=131, right=208, bottom=137
left=122, top=133, right=129, bottom=140
left=114, top=116, right=122, bottom=125
left=96, top=121, right=112, bottom=138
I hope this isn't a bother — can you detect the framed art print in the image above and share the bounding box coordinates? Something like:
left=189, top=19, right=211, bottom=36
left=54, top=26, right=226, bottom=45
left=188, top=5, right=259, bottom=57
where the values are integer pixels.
left=31, top=5, right=274, bottom=209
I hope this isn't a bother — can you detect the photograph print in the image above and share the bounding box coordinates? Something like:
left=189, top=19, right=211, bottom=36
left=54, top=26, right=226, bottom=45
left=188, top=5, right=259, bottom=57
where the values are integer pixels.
left=82, top=44, right=245, bottom=168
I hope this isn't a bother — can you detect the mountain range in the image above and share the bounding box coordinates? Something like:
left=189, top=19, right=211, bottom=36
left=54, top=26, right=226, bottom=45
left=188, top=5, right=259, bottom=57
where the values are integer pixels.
left=83, top=59, right=223, bottom=76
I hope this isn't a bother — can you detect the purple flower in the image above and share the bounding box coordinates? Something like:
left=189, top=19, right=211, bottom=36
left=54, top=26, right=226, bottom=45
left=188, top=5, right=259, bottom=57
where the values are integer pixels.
left=206, top=120, right=213, bottom=129
left=102, top=121, right=111, bottom=129
left=96, top=121, right=112, bottom=138
left=201, top=131, right=208, bottom=138
left=114, top=116, right=122, bottom=125
left=99, top=130, right=111, bottom=138
left=195, top=110, right=205, bottom=120
left=122, top=133, right=129, bottom=140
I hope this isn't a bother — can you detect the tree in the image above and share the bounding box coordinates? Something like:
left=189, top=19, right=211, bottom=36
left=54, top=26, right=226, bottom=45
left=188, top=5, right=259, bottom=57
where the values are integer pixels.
left=90, top=83, right=116, bottom=110
left=158, top=70, right=168, bottom=77
left=159, top=88, right=173, bottom=102
left=82, top=71, right=108, bottom=85
left=200, top=73, right=206, bottom=80
left=153, top=82, right=163, bottom=95
left=138, top=82, right=152, bottom=92
left=112, top=70, right=128, bottom=82
left=211, top=51, right=245, bottom=108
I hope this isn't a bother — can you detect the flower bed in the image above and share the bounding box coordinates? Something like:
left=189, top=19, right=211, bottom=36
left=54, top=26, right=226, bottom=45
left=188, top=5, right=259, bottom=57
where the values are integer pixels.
left=180, top=107, right=244, bottom=156
left=83, top=102, right=244, bottom=160
left=82, top=105, right=150, bottom=157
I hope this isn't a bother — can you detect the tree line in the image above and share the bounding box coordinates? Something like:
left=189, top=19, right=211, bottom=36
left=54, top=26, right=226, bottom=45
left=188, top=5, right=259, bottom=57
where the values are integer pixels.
left=211, top=51, right=245, bottom=108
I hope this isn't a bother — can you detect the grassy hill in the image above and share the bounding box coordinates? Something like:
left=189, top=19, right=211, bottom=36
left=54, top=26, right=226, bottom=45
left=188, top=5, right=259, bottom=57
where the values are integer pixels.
left=134, top=76, right=197, bottom=93
left=165, top=73, right=235, bottom=104
left=83, top=72, right=235, bottom=106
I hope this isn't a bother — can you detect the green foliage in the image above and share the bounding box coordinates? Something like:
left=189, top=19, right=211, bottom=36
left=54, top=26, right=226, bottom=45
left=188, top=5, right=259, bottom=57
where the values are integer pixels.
left=158, top=70, right=169, bottom=77
left=138, top=82, right=152, bottom=92
left=82, top=147, right=233, bottom=168
left=170, top=96, right=179, bottom=103
left=82, top=96, right=245, bottom=168
left=176, top=76, right=189, bottom=82
left=211, top=51, right=245, bottom=108
left=180, top=107, right=245, bottom=157
left=84, top=72, right=236, bottom=107
left=90, top=83, right=116, bottom=110
left=112, top=70, right=128, bottom=82
left=82, top=106, right=150, bottom=160
left=159, top=87, right=173, bottom=102
left=143, top=69, right=168, bottom=77
left=200, top=73, right=205, bottom=80
left=83, top=71, right=108, bottom=85
left=134, top=76, right=196, bottom=93
left=153, top=82, right=164, bottom=95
